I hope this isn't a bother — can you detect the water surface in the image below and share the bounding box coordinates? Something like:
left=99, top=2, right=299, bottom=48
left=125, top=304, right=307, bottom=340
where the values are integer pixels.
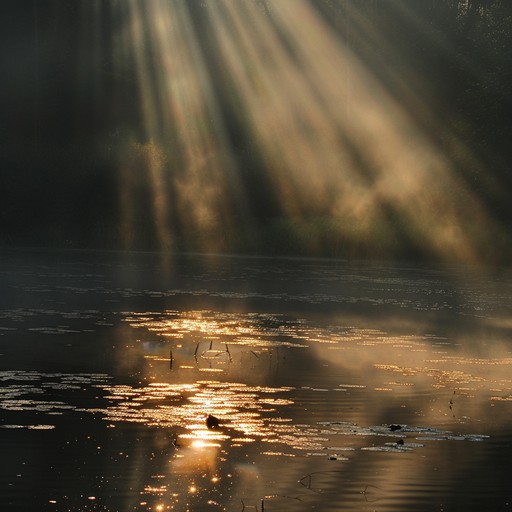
left=1, top=250, right=511, bottom=511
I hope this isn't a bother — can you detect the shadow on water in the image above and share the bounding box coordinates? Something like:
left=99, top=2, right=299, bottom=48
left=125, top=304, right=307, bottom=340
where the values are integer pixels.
left=1, top=249, right=512, bottom=511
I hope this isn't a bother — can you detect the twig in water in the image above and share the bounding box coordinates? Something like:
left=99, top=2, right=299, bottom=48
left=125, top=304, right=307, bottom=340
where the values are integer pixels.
left=299, top=471, right=345, bottom=494
left=169, top=350, right=173, bottom=370
left=299, top=473, right=312, bottom=489
left=361, top=484, right=383, bottom=503
left=240, top=499, right=259, bottom=511
left=449, top=390, right=456, bottom=416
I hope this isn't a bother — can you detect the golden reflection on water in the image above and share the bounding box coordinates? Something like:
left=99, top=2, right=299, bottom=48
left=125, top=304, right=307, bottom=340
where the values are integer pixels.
left=94, top=379, right=295, bottom=450
left=95, top=307, right=512, bottom=510
left=119, top=308, right=512, bottom=423
left=3, top=302, right=512, bottom=510
left=3, top=256, right=512, bottom=510
left=125, top=309, right=310, bottom=347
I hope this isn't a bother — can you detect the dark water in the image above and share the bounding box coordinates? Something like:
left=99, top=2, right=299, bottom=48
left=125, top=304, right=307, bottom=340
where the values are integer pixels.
left=1, top=249, right=512, bottom=511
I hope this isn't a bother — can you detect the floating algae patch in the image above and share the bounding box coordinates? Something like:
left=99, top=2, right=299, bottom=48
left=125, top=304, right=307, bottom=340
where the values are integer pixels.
left=362, top=441, right=425, bottom=452
left=317, top=421, right=489, bottom=444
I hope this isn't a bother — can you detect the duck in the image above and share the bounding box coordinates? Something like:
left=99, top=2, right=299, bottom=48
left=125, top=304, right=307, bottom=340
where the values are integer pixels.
left=206, top=414, right=220, bottom=430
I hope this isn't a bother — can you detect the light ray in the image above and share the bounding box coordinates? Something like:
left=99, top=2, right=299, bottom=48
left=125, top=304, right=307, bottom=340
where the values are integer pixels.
left=115, top=0, right=246, bottom=253
left=207, top=0, right=502, bottom=263
left=99, top=0, right=506, bottom=263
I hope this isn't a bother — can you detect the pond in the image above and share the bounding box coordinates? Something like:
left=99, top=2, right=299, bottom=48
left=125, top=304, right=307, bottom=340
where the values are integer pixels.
left=1, top=249, right=512, bottom=511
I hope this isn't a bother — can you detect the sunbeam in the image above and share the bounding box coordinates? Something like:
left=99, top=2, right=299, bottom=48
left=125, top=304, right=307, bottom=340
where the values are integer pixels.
left=209, top=0, right=502, bottom=263
left=114, top=0, right=247, bottom=253
left=94, top=0, right=508, bottom=263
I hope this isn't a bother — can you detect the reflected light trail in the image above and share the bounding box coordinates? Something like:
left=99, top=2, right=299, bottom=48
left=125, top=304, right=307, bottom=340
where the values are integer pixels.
left=99, top=0, right=505, bottom=263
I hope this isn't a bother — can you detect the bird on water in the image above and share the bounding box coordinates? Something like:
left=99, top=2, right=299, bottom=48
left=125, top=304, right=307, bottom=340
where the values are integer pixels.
left=206, top=414, right=220, bottom=429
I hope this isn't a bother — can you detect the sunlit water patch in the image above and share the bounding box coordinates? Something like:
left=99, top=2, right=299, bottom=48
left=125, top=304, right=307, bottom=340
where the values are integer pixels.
left=1, top=252, right=512, bottom=511
left=123, top=309, right=440, bottom=349
left=0, top=369, right=491, bottom=463
left=122, top=308, right=512, bottom=401
left=0, top=371, right=111, bottom=424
